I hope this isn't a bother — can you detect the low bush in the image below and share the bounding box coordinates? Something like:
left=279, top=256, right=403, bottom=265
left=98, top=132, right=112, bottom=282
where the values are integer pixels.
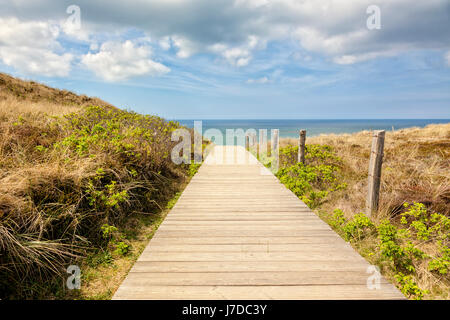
left=276, top=144, right=346, bottom=208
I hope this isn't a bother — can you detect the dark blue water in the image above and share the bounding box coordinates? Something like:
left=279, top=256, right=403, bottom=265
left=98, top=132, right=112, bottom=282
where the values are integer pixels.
left=176, top=119, right=449, bottom=140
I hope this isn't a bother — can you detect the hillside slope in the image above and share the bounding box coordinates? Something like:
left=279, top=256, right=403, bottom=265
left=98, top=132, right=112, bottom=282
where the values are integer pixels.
left=0, top=72, right=114, bottom=109
left=0, top=73, right=195, bottom=299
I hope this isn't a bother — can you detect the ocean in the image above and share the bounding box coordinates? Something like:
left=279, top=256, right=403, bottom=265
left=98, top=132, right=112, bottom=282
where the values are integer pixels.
left=176, top=119, right=450, bottom=142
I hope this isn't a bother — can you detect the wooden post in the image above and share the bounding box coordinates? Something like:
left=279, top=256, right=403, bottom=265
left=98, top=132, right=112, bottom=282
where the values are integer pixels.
left=259, top=129, right=267, bottom=159
left=366, top=130, right=385, bottom=217
left=298, top=129, right=306, bottom=164
left=251, top=133, right=257, bottom=155
left=271, top=129, right=279, bottom=172
left=245, top=135, right=249, bottom=151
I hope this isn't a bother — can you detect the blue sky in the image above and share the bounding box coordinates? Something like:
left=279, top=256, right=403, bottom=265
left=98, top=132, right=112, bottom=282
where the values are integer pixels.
left=0, top=0, right=449, bottom=119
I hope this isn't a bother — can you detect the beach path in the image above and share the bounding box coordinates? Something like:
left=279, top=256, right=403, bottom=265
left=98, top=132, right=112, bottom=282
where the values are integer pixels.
left=113, top=145, right=404, bottom=299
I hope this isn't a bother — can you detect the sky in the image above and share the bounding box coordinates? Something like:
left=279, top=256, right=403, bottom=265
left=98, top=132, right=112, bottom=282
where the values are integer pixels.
left=0, top=0, right=449, bottom=119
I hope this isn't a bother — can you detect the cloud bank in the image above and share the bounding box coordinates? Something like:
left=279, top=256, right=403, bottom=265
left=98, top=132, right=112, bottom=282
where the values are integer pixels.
left=0, top=0, right=449, bottom=80
left=81, top=40, right=170, bottom=81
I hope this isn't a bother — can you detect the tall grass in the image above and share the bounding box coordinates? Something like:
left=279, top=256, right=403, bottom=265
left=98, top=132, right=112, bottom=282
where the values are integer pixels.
left=276, top=124, right=450, bottom=299
left=297, top=125, right=450, bottom=218
left=0, top=97, right=193, bottom=298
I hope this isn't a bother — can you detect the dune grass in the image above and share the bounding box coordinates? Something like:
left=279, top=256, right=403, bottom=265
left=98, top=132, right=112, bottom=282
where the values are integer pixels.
left=0, top=74, right=198, bottom=299
left=274, top=124, right=449, bottom=299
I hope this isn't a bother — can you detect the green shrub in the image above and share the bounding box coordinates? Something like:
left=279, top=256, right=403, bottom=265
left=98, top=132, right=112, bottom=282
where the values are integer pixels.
left=188, top=162, right=201, bottom=177
left=113, top=242, right=130, bottom=256
left=328, top=209, right=347, bottom=229
left=400, top=202, right=449, bottom=241
left=428, top=241, right=450, bottom=275
left=342, top=213, right=375, bottom=241
left=377, top=219, right=426, bottom=273
left=86, top=251, right=113, bottom=267
left=276, top=144, right=345, bottom=208
left=167, top=192, right=181, bottom=210
left=101, top=224, right=119, bottom=240
left=394, top=273, right=427, bottom=300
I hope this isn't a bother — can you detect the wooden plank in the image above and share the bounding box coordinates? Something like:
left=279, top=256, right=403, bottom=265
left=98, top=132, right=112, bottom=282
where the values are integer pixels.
left=153, top=230, right=334, bottom=237
left=148, top=236, right=346, bottom=245
left=144, top=243, right=355, bottom=252
left=161, top=220, right=329, bottom=226
left=120, top=271, right=391, bottom=286
left=164, top=216, right=320, bottom=221
left=113, top=285, right=404, bottom=300
left=137, top=251, right=368, bottom=262
left=158, top=224, right=332, bottom=231
left=129, top=261, right=372, bottom=273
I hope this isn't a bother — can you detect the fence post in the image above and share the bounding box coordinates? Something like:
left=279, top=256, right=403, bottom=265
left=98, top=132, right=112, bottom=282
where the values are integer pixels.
left=251, top=133, right=257, bottom=155
left=245, top=135, right=249, bottom=151
left=271, top=129, right=279, bottom=173
left=259, top=129, right=267, bottom=160
left=298, top=129, right=306, bottom=164
left=366, top=130, right=385, bottom=217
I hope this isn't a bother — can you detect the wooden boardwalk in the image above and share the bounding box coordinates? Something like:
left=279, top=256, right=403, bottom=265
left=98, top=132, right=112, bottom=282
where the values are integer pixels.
left=113, top=146, right=404, bottom=299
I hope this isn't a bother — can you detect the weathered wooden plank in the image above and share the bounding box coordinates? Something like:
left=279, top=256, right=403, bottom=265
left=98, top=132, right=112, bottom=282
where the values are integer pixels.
left=148, top=236, right=345, bottom=245
left=144, top=243, right=355, bottom=252
left=161, top=220, right=329, bottom=226
left=120, top=271, right=391, bottom=286
left=128, top=260, right=372, bottom=273
left=164, top=216, right=320, bottom=221
left=137, top=251, right=368, bottom=262
left=158, top=225, right=332, bottom=232
left=113, top=285, right=404, bottom=300
left=153, top=230, right=334, bottom=237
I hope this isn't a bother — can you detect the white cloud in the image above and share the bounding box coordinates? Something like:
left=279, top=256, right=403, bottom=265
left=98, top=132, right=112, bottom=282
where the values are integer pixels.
left=0, top=46, right=73, bottom=77
left=1, top=0, right=449, bottom=71
left=223, top=48, right=252, bottom=67
left=81, top=40, right=170, bottom=81
left=246, top=76, right=269, bottom=84
left=210, top=35, right=264, bottom=67
left=446, top=51, right=450, bottom=67
left=0, top=17, right=73, bottom=76
left=171, top=35, right=198, bottom=58
left=159, top=36, right=172, bottom=51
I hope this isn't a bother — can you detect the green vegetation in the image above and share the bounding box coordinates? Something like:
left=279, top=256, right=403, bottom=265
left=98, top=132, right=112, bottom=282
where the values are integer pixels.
left=0, top=101, right=198, bottom=299
left=275, top=141, right=449, bottom=300
left=274, top=144, right=346, bottom=208
left=326, top=203, right=448, bottom=299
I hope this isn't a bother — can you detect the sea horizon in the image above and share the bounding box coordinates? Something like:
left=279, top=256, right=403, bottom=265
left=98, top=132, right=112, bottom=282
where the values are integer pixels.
left=176, top=119, right=450, bottom=139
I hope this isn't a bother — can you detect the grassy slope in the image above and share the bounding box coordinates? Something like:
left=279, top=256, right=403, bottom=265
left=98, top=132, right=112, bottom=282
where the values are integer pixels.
left=0, top=73, right=197, bottom=299
left=0, top=72, right=114, bottom=109
left=277, top=124, right=449, bottom=299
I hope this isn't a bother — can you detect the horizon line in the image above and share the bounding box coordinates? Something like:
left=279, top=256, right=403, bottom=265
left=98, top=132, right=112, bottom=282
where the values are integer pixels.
left=169, top=118, right=450, bottom=121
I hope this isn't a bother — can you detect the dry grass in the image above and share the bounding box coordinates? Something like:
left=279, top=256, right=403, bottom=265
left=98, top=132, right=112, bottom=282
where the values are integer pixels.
left=0, top=72, right=114, bottom=109
left=295, top=124, right=450, bottom=219
left=0, top=74, right=193, bottom=299
left=75, top=186, right=186, bottom=300
left=0, top=95, right=80, bottom=118
left=279, top=123, right=450, bottom=299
